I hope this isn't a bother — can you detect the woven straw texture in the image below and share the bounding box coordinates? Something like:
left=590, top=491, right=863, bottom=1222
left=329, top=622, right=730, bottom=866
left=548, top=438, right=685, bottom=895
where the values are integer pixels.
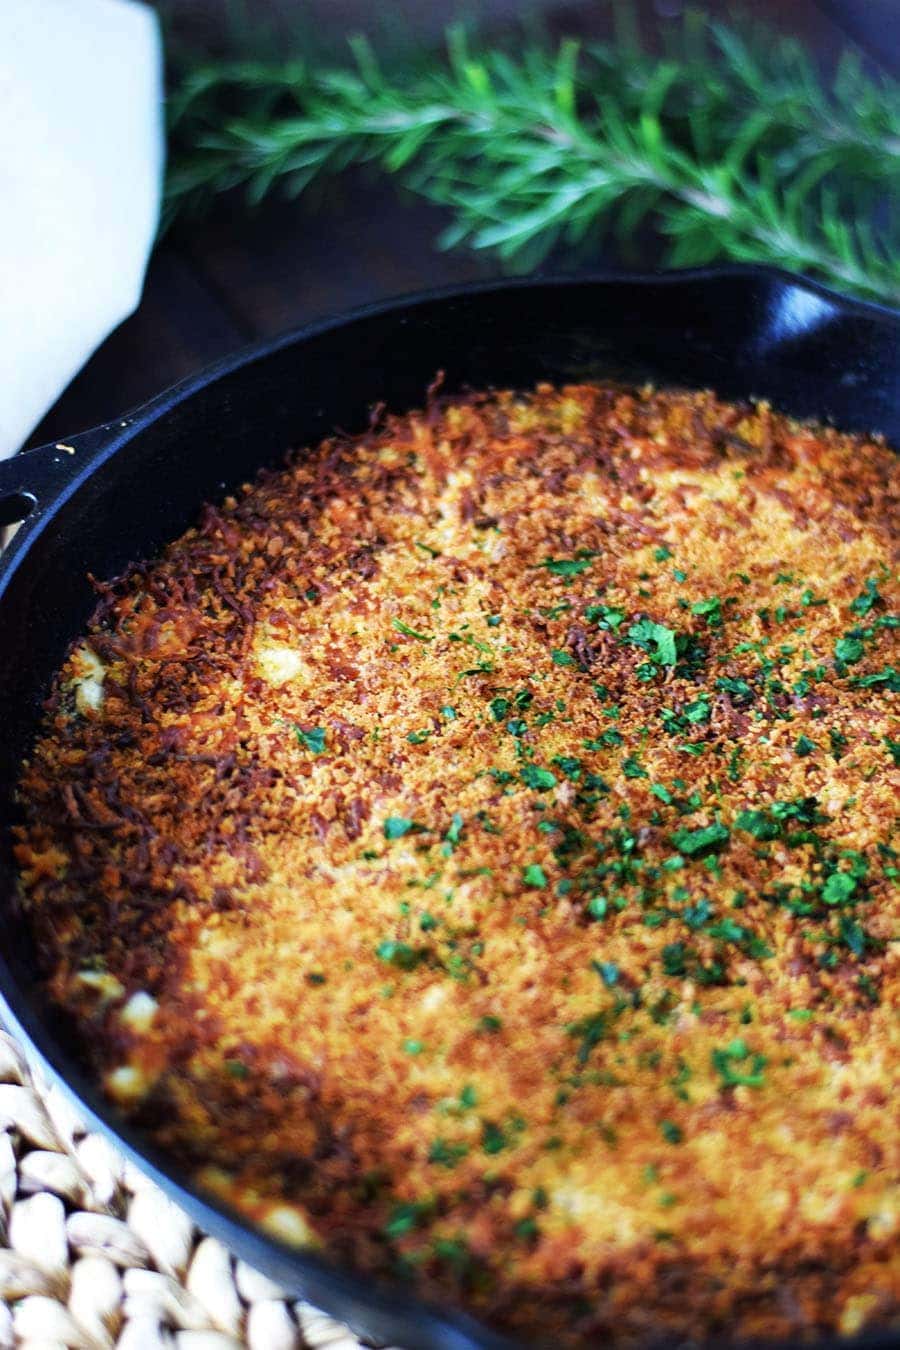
left=0, top=1029, right=384, bottom=1350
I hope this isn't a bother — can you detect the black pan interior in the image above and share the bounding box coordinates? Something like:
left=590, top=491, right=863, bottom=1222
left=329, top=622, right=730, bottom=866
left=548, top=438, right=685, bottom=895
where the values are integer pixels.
left=0, top=270, right=898, bottom=1350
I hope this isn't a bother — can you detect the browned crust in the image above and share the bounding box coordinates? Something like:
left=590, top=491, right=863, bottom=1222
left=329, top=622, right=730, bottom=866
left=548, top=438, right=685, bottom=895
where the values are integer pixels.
left=15, top=382, right=900, bottom=1346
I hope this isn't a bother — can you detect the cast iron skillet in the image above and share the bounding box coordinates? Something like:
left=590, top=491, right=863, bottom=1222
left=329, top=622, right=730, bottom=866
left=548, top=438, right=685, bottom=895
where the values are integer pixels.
left=0, top=269, right=898, bottom=1350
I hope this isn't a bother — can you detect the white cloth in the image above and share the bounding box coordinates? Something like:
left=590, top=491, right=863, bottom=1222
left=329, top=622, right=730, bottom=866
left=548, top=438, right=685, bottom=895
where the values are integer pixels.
left=0, top=0, right=163, bottom=457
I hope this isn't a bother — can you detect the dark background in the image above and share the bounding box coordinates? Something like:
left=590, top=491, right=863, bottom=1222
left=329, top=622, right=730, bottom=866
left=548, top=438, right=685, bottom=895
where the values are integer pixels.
left=24, top=0, right=899, bottom=450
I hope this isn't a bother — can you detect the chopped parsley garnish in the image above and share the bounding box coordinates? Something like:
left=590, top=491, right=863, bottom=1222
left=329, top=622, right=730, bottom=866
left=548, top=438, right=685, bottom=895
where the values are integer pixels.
left=669, top=822, right=729, bottom=856
left=849, top=578, right=881, bottom=615
left=384, top=1201, right=430, bottom=1238
left=626, top=618, right=678, bottom=667
left=538, top=554, right=595, bottom=576
left=711, top=1038, right=767, bottom=1088
left=442, top=813, right=464, bottom=855
left=523, top=863, right=548, bottom=888
left=850, top=664, right=899, bottom=690
left=735, top=809, right=779, bottom=841
left=684, top=698, right=711, bottom=723
left=481, top=1121, right=509, bottom=1153
left=376, top=940, right=426, bottom=970
left=566, top=1010, right=609, bottom=1064
left=383, top=816, right=419, bottom=840
left=292, top=724, right=327, bottom=754
left=592, top=960, right=620, bottom=987
left=584, top=730, right=623, bottom=749
left=429, top=1139, right=468, bottom=1167
left=392, top=618, right=433, bottom=641
left=691, top=597, right=722, bottom=626
left=585, top=604, right=626, bottom=630
left=835, top=636, right=864, bottom=664
left=519, top=765, right=557, bottom=792
left=551, top=648, right=576, bottom=666
left=822, top=872, right=857, bottom=905
left=715, top=676, right=754, bottom=703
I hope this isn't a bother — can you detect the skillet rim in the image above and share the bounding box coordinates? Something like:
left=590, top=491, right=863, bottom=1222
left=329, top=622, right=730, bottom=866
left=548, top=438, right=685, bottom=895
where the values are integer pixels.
left=0, top=263, right=898, bottom=1350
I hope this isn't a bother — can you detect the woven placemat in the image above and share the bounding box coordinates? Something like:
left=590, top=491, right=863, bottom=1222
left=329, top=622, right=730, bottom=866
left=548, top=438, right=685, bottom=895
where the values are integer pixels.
left=0, top=1028, right=382, bottom=1350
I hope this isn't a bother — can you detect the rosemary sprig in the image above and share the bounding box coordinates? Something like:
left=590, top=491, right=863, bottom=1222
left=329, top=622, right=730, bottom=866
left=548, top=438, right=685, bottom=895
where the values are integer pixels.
left=165, top=16, right=900, bottom=304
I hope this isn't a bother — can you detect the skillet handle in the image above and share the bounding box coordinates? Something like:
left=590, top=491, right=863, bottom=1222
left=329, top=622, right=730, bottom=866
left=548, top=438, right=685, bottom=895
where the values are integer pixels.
left=0, top=424, right=114, bottom=531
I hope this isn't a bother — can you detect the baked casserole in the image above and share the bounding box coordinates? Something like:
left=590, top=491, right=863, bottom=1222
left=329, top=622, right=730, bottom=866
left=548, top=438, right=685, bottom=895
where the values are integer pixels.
left=15, top=382, right=899, bottom=1346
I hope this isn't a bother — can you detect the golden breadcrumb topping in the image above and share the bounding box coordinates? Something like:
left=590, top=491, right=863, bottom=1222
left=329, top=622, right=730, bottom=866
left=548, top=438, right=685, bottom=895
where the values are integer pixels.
left=15, top=383, right=900, bottom=1347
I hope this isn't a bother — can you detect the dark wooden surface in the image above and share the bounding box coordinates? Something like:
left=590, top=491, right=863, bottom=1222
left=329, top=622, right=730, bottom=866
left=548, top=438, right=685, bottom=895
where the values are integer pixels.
left=24, top=0, right=888, bottom=450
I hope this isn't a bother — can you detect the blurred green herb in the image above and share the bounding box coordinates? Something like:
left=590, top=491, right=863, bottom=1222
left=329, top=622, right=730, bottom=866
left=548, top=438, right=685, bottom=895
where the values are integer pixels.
left=165, top=13, right=900, bottom=302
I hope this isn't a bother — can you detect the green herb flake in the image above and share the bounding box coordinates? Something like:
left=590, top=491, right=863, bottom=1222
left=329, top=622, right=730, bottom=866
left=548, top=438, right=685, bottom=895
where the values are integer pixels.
left=539, top=555, right=595, bottom=577
left=566, top=1010, right=609, bottom=1064
left=822, top=872, right=857, bottom=905
left=716, top=675, right=754, bottom=703
left=428, top=1138, right=468, bottom=1167
left=627, top=618, right=678, bottom=667
left=593, top=960, right=620, bottom=986
left=384, top=1202, right=429, bottom=1239
left=519, top=764, right=557, bottom=792
left=481, top=1121, right=508, bottom=1153
left=850, top=578, right=881, bottom=616
left=384, top=816, right=418, bottom=840
left=392, top=617, right=434, bottom=642
left=734, top=809, right=780, bottom=841
left=835, top=636, right=864, bottom=664
left=442, top=813, right=464, bottom=853
left=684, top=697, right=711, bottom=724
left=711, top=1038, right=767, bottom=1088
left=669, top=822, right=730, bottom=856
left=691, top=597, right=722, bottom=625
left=376, top=940, right=425, bottom=970
left=586, top=604, right=626, bottom=630
left=292, top=725, right=327, bottom=754
left=522, top=863, right=548, bottom=888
